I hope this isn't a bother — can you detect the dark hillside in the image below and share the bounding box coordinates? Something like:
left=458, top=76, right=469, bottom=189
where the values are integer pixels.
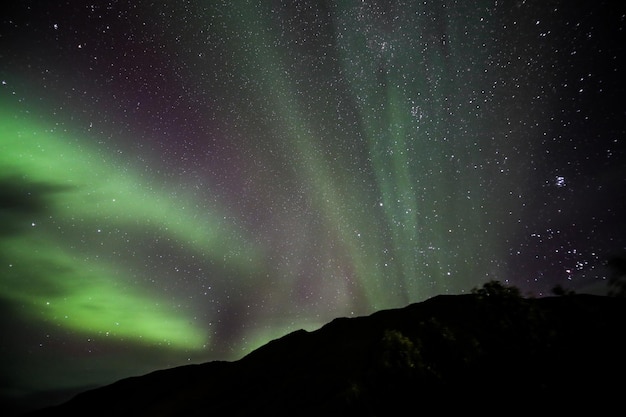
left=24, top=285, right=626, bottom=415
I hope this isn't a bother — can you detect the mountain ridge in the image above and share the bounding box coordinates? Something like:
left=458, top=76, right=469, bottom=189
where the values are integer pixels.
left=23, top=288, right=626, bottom=415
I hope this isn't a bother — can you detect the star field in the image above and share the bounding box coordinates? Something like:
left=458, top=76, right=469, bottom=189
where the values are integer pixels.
left=1, top=1, right=625, bottom=413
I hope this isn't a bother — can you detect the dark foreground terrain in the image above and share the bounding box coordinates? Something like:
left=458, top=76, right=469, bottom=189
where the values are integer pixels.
left=23, top=283, right=626, bottom=415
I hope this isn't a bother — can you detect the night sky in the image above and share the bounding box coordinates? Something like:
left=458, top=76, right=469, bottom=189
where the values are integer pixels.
left=1, top=0, right=625, bottom=413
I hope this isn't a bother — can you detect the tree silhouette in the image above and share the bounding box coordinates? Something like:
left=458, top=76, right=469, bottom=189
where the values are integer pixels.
left=471, top=280, right=522, bottom=299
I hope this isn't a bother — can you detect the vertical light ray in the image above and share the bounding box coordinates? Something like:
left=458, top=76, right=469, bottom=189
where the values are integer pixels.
left=331, top=0, right=506, bottom=299
left=222, top=1, right=390, bottom=311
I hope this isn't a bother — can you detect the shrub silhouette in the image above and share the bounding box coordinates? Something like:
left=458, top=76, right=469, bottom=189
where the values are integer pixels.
left=607, top=255, right=626, bottom=297
left=379, top=329, right=420, bottom=372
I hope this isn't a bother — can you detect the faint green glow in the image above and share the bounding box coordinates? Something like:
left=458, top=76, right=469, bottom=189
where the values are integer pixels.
left=329, top=1, right=509, bottom=299
left=225, top=1, right=393, bottom=311
left=237, top=317, right=327, bottom=358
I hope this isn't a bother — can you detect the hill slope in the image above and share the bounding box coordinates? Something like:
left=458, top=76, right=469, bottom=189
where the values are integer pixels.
left=24, top=290, right=626, bottom=415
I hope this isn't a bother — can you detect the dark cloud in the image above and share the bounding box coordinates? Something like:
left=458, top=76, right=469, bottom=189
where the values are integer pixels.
left=0, top=176, right=73, bottom=236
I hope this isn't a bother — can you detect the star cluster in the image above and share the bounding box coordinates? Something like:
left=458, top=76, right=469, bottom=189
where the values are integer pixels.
left=1, top=1, right=625, bottom=412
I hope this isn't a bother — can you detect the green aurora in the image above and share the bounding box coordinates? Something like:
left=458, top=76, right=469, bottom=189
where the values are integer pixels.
left=0, top=102, right=264, bottom=350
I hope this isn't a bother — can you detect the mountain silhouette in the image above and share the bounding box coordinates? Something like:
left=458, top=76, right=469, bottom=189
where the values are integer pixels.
left=23, top=282, right=626, bottom=415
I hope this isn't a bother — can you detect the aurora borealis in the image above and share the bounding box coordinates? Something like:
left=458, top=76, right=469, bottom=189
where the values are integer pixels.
left=1, top=1, right=625, bottom=413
